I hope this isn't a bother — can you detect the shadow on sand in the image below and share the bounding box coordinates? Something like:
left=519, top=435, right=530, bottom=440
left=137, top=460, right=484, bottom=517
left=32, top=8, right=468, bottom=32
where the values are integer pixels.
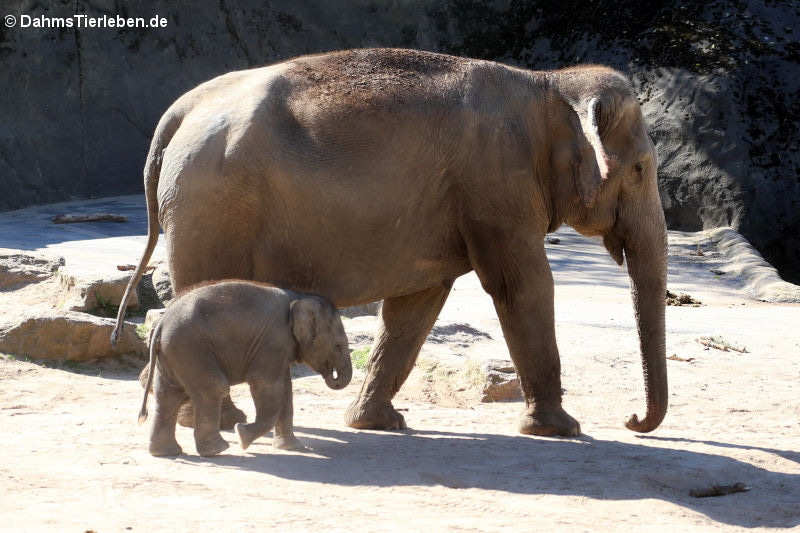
left=179, top=426, right=800, bottom=528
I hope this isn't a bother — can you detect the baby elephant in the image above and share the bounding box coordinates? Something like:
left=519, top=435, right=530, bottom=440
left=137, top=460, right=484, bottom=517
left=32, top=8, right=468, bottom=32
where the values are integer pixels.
left=138, top=280, right=352, bottom=457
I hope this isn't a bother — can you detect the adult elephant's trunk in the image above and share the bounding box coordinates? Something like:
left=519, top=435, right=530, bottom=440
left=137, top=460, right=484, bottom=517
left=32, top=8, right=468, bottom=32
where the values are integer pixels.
left=622, top=209, right=668, bottom=433
left=606, top=199, right=668, bottom=433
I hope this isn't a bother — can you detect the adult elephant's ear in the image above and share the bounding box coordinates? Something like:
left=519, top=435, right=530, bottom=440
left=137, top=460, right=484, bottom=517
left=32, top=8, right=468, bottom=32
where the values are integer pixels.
left=570, top=97, right=615, bottom=207
left=291, top=298, right=321, bottom=346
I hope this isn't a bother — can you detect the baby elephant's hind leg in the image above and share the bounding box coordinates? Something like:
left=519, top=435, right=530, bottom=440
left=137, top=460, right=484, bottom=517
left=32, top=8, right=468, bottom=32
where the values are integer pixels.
left=176, top=395, right=246, bottom=430
left=236, top=378, right=285, bottom=450
left=142, top=364, right=244, bottom=431
left=149, top=375, right=187, bottom=457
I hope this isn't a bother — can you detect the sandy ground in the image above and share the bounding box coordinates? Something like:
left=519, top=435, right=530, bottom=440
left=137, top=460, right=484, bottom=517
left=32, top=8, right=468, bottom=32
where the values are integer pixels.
left=1, top=196, right=799, bottom=531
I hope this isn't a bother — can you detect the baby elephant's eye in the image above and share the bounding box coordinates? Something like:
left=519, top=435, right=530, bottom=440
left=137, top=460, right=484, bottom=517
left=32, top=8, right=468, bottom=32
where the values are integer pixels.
left=634, top=162, right=644, bottom=174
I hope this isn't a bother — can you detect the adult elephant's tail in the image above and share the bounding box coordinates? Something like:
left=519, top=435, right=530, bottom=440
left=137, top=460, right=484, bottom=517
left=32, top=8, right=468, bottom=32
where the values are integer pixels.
left=111, top=111, right=182, bottom=346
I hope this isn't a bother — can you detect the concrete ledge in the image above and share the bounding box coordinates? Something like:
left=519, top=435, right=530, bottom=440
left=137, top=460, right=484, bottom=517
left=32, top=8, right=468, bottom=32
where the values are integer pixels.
left=709, top=228, right=800, bottom=303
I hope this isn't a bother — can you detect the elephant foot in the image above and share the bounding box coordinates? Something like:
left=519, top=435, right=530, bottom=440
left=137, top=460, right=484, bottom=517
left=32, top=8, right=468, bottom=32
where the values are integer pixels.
left=345, top=399, right=407, bottom=430
left=235, top=422, right=267, bottom=450
left=220, top=402, right=247, bottom=430
left=195, top=433, right=229, bottom=457
left=519, top=405, right=581, bottom=437
left=177, top=400, right=247, bottom=430
left=149, top=440, right=183, bottom=457
left=273, top=434, right=307, bottom=451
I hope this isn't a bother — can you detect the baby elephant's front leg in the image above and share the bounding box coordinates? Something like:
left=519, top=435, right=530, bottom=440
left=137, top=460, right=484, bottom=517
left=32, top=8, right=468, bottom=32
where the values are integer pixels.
left=272, top=370, right=306, bottom=451
left=235, top=377, right=286, bottom=450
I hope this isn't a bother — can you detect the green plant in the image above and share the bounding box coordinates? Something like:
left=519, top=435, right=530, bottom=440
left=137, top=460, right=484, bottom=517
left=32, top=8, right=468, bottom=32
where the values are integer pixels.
left=135, top=323, right=151, bottom=339
left=1, top=353, right=34, bottom=363
left=93, top=293, right=118, bottom=318
left=350, top=347, right=371, bottom=370
left=462, top=359, right=484, bottom=388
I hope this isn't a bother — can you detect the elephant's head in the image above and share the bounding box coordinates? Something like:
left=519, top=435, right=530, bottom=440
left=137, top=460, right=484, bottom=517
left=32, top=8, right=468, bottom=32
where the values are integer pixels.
left=550, top=67, right=668, bottom=433
left=291, top=296, right=353, bottom=390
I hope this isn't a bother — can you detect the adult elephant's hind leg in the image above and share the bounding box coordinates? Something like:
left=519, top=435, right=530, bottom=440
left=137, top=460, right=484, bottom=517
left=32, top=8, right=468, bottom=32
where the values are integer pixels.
left=167, top=228, right=250, bottom=431
left=345, top=282, right=452, bottom=430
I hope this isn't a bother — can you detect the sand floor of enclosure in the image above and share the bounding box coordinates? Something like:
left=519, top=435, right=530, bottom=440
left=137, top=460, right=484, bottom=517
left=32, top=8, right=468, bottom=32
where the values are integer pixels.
left=2, top=340, right=799, bottom=532
left=1, top=197, right=799, bottom=531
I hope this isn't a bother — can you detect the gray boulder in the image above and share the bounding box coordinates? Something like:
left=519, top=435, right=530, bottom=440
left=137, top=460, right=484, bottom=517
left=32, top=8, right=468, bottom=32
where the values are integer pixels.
left=150, top=263, right=174, bottom=304
left=57, top=265, right=138, bottom=313
left=0, top=249, right=64, bottom=290
left=339, top=301, right=382, bottom=318
left=0, top=311, right=146, bottom=361
left=479, top=359, right=522, bottom=403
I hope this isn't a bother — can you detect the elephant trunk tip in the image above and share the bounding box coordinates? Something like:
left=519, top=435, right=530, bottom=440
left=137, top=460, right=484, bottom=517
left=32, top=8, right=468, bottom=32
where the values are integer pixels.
left=624, top=409, right=665, bottom=433
left=324, top=373, right=348, bottom=390
left=324, top=361, right=352, bottom=390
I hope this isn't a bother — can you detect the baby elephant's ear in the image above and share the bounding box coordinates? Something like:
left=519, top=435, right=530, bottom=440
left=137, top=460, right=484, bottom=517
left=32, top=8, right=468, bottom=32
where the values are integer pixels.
left=290, top=298, right=321, bottom=346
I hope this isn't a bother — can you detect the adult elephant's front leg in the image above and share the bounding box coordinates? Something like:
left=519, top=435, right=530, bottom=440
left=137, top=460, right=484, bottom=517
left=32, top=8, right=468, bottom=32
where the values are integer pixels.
left=345, top=282, right=452, bottom=430
left=469, top=232, right=580, bottom=437
left=495, top=290, right=580, bottom=437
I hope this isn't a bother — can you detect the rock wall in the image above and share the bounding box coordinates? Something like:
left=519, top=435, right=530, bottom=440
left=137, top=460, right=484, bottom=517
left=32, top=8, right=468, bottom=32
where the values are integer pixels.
left=1, top=0, right=798, bottom=282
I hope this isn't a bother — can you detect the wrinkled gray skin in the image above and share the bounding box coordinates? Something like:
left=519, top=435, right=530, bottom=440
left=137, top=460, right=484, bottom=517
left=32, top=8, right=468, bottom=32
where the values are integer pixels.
left=116, top=48, right=667, bottom=438
left=139, top=281, right=352, bottom=457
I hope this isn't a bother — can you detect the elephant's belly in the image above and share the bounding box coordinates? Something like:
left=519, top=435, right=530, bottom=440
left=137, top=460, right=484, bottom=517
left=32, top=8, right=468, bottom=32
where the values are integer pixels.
left=252, top=238, right=471, bottom=307
left=163, top=201, right=470, bottom=306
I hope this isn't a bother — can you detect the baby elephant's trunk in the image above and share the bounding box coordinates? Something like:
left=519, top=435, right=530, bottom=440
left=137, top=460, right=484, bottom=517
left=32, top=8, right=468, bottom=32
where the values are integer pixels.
left=324, top=350, right=353, bottom=390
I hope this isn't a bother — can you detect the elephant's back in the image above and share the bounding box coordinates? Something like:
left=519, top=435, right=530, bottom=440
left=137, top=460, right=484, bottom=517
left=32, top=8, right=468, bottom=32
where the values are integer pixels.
left=159, top=281, right=292, bottom=353
left=171, top=280, right=290, bottom=316
left=155, top=48, right=506, bottom=204
left=282, top=48, right=473, bottom=112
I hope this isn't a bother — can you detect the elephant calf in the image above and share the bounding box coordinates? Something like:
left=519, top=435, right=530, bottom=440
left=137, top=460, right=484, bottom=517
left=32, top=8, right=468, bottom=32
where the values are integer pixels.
left=138, top=280, right=352, bottom=457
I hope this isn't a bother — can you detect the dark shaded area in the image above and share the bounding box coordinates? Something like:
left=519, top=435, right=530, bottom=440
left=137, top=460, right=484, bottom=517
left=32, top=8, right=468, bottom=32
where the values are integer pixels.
left=177, top=426, right=800, bottom=528
left=1, top=0, right=798, bottom=281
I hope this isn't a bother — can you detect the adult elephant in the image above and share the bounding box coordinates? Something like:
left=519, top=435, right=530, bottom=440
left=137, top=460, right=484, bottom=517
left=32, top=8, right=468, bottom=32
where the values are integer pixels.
left=113, top=48, right=667, bottom=437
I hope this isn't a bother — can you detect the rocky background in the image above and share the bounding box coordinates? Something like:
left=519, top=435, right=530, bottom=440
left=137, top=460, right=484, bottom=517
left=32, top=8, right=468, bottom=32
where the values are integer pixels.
left=1, top=0, right=798, bottom=282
